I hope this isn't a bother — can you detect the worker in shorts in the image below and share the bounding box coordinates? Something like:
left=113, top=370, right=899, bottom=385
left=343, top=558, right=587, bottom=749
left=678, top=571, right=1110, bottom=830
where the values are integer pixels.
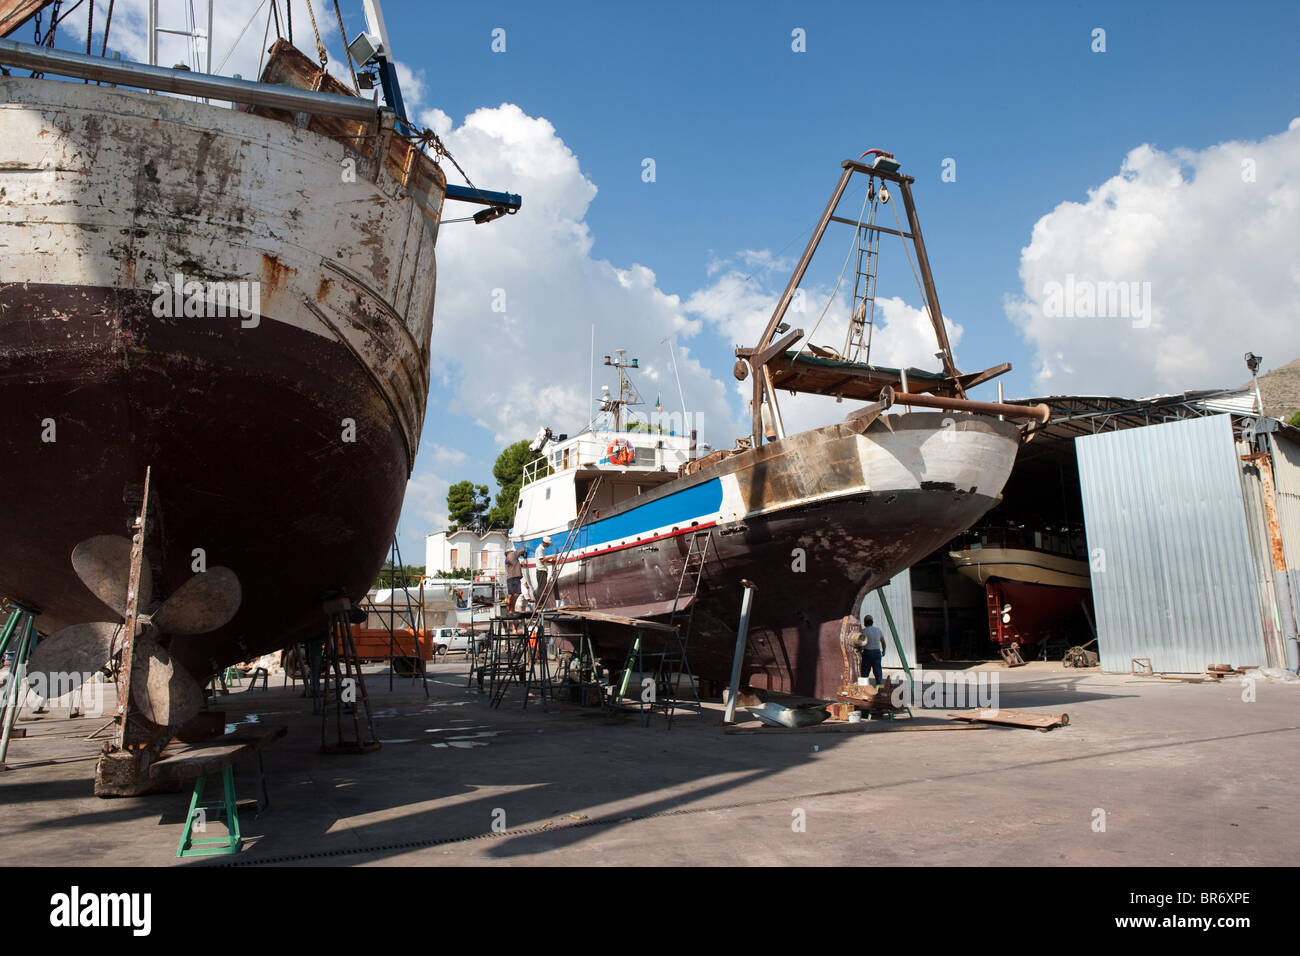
left=504, top=544, right=525, bottom=615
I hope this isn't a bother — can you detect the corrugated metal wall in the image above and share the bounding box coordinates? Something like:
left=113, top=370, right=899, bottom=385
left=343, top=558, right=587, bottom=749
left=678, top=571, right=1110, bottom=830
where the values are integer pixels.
left=1237, top=451, right=1287, bottom=667
left=1076, top=414, right=1267, bottom=673
left=859, top=569, right=915, bottom=670
left=1267, top=431, right=1300, bottom=664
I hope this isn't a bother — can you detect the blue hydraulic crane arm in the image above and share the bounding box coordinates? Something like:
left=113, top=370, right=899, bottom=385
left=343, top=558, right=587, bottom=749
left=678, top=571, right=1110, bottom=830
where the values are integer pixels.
left=443, top=184, right=523, bottom=210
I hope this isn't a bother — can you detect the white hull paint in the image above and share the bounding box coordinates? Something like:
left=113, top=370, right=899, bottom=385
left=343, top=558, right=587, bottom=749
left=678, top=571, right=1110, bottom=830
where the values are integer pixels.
left=0, top=77, right=442, bottom=465
left=949, top=547, right=1093, bottom=589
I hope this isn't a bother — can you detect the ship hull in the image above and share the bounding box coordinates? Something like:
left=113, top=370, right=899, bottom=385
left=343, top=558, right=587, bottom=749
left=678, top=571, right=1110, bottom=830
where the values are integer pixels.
left=0, top=77, right=442, bottom=681
left=0, top=285, right=407, bottom=676
left=949, top=547, right=1092, bottom=590
left=529, top=412, right=1023, bottom=699
left=979, top=579, right=1094, bottom=648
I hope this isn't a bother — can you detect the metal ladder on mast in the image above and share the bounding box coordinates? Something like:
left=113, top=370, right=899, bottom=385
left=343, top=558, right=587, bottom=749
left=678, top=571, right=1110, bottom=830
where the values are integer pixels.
left=846, top=193, right=883, bottom=363
left=489, top=475, right=603, bottom=708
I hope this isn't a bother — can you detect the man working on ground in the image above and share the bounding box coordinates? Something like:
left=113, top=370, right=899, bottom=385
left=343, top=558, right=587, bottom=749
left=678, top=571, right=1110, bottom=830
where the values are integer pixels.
left=858, top=614, right=886, bottom=686
left=505, top=544, right=525, bottom=614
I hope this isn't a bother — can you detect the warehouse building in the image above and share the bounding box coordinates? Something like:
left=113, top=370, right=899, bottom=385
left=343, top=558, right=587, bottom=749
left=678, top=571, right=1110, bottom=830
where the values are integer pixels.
left=870, top=389, right=1300, bottom=674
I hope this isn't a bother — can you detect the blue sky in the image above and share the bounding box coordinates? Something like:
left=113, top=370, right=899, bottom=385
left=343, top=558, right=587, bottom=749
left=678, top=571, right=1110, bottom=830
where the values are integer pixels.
left=53, top=0, right=1299, bottom=560
left=375, top=0, right=1299, bottom=558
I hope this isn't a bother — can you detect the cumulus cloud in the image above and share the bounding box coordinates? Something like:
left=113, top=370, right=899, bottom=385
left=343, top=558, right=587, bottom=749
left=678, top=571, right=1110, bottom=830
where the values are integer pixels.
left=1006, top=119, right=1300, bottom=396
left=57, top=0, right=357, bottom=89
left=423, top=104, right=737, bottom=448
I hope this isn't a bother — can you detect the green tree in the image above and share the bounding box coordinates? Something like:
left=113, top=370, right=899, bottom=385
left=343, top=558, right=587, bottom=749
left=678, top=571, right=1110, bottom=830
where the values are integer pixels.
left=488, top=440, right=540, bottom=529
left=1287, top=411, right=1300, bottom=428
left=375, top=564, right=425, bottom=589
left=447, top=480, right=490, bottom=533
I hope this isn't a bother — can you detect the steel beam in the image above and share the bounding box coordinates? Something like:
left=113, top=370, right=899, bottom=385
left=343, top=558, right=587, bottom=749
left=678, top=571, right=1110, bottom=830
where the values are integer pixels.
left=0, top=37, right=380, bottom=122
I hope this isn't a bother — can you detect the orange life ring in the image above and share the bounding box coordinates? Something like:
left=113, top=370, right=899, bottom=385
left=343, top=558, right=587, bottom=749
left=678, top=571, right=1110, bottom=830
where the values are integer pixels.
left=606, top=439, right=635, bottom=466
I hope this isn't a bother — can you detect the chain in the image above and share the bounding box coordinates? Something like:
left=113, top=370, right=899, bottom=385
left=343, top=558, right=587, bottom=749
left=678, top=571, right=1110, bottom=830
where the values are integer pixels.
left=415, top=129, right=485, bottom=200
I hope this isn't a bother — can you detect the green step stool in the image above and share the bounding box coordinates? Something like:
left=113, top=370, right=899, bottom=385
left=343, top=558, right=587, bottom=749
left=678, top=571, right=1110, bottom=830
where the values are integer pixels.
left=176, top=766, right=242, bottom=858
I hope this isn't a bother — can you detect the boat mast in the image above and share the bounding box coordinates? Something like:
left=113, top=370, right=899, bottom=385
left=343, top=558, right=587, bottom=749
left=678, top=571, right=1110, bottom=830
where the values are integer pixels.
left=601, top=349, right=640, bottom=432
left=736, top=155, right=970, bottom=448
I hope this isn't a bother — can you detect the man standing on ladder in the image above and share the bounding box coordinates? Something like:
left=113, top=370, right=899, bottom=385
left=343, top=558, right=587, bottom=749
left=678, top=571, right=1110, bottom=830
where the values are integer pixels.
left=534, top=536, right=552, bottom=607
left=504, top=544, right=525, bottom=615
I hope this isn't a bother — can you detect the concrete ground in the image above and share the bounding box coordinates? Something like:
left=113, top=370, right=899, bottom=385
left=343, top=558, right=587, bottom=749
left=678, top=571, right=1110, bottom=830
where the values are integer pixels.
left=2, top=659, right=1297, bottom=867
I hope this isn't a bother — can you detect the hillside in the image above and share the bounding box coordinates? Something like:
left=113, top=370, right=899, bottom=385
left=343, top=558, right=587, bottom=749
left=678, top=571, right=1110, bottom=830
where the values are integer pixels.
left=1242, top=357, right=1300, bottom=422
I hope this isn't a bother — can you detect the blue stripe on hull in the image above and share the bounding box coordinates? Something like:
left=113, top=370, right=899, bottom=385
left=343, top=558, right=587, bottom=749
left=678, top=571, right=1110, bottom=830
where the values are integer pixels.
left=517, top=477, right=723, bottom=553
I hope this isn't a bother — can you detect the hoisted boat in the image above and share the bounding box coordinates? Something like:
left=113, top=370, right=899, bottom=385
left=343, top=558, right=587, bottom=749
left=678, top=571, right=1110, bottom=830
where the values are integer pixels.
left=512, top=152, right=1048, bottom=700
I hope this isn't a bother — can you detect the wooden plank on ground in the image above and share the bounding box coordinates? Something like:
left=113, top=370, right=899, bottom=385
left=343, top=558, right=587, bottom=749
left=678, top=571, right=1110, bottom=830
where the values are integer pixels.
left=725, top=720, right=993, bottom=735
left=948, top=709, right=1069, bottom=731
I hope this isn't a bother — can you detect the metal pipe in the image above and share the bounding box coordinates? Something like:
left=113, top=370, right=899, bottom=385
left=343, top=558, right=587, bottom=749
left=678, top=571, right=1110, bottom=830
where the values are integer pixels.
left=761, top=366, right=785, bottom=440
left=722, top=580, right=757, bottom=725
left=892, top=390, right=1050, bottom=423
left=0, top=38, right=381, bottom=122
left=0, top=613, right=34, bottom=767
left=147, top=0, right=157, bottom=67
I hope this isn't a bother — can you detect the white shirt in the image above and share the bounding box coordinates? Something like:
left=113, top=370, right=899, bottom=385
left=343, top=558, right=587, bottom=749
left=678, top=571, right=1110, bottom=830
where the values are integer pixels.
left=862, top=625, right=885, bottom=652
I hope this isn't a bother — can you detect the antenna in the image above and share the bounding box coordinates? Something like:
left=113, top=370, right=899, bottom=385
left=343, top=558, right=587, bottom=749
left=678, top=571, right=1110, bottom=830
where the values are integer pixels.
left=663, top=336, right=689, bottom=426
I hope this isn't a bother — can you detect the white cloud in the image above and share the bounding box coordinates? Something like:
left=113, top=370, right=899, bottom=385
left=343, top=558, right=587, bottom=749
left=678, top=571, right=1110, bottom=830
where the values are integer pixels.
left=400, top=470, right=451, bottom=542
left=58, top=1, right=355, bottom=88
left=1006, top=119, right=1300, bottom=396
left=427, top=104, right=740, bottom=448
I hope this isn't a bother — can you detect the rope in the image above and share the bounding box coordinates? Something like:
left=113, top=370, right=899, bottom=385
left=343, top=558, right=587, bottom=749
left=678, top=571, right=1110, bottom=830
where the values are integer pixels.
left=98, top=0, right=113, bottom=57
left=304, top=0, right=328, bottom=68
left=414, top=129, right=494, bottom=206
left=888, top=189, right=930, bottom=314
left=216, top=0, right=269, bottom=74
left=333, top=0, right=360, bottom=93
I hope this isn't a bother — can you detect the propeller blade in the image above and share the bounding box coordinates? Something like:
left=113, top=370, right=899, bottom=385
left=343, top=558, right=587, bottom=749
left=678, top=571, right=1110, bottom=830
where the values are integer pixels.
left=26, top=621, right=119, bottom=687
left=151, top=567, right=242, bottom=635
left=71, top=535, right=153, bottom=618
left=129, top=635, right=204, bottom=727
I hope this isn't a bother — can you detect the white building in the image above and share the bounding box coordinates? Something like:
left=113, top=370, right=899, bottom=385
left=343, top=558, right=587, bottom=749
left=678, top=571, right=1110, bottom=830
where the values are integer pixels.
left=425, top=529, right=509, bottom=580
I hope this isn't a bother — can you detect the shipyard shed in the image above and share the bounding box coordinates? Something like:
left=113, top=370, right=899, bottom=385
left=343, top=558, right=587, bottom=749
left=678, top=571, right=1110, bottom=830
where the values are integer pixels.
left=879, top=390, right=1300, bottom=675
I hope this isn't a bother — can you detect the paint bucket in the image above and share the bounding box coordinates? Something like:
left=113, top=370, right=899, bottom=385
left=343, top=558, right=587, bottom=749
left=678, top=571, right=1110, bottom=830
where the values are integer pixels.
left=847, top=711, right=862, bottom=723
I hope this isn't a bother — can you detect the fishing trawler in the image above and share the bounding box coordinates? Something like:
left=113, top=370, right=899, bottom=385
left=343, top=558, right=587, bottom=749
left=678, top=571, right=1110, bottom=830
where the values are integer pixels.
left=0, top=2, right=518, bottom=790
left=512, top=152, right=1048, bottom=700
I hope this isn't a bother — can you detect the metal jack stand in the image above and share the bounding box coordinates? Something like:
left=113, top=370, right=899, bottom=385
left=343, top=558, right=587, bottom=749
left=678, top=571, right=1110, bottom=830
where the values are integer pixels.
left=367, top=536, right=429, bottom=697
left=320, top=596, right=381, bottom=754
left=875, top=587, right=915, bottom=719
left=0, top=602, right=40, bottom=769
